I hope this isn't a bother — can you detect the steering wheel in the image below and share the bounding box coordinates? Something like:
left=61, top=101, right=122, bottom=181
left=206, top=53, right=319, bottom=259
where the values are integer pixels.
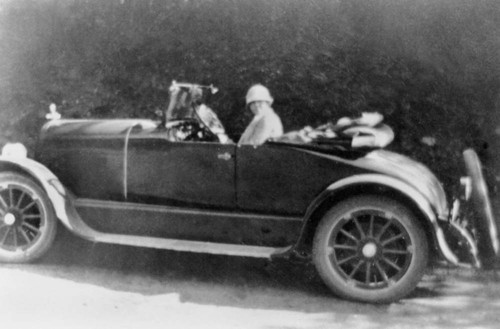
left=167, top=120, right=218, bottom=142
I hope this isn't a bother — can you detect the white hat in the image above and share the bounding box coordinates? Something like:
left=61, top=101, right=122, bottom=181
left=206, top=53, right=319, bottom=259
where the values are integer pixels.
left=245, top=84, right=273, bottom=105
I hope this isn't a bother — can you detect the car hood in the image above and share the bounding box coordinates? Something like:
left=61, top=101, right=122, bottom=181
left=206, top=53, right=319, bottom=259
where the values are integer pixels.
left=354, top=149, right=449, bottom=219
left=40, top=119, right=158, bottom=140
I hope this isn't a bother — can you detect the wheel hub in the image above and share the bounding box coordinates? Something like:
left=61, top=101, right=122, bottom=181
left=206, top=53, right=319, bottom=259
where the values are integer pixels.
left=361, top=242, right=377, bottom=258
left=3, top=213, right=16, bottom=226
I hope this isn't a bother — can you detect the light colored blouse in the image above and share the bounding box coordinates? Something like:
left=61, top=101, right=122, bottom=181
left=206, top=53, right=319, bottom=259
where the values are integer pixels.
left=239, top=108, right=283, bottom=145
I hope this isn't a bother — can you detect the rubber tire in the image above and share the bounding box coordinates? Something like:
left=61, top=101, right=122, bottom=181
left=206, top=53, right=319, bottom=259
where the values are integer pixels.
left=0, top=172, right=57, bottom=263
left=463, top=149, right=499, bottom=268
left=313, top=195, right=429, bottom=303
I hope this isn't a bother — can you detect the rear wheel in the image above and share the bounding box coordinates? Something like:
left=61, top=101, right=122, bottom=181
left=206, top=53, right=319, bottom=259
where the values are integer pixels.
left=313, top=195, right=428, bottom=303
left=0, top=172, right=57, bottom=262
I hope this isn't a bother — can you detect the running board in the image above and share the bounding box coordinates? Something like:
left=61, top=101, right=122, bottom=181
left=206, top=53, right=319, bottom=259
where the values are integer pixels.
left=60, top=199, right=292, bottom=258
left=93, top=233, right=291, bottom=258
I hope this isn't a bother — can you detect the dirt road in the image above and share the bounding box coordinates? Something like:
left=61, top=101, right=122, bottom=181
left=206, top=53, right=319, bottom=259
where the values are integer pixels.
left=1, top=228, right=500, bottom=329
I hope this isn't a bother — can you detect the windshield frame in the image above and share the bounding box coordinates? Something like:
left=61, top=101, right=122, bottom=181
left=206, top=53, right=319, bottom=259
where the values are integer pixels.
left=165, top=84, right=201, bottom=122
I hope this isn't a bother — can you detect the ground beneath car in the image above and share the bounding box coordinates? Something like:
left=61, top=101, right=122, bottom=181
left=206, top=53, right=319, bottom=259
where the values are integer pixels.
left=1, top=227, right=500, bottom=329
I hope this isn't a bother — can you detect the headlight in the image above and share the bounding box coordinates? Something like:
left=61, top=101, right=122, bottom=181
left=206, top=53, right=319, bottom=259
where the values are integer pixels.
left=1, top=143, right=27, bottom=158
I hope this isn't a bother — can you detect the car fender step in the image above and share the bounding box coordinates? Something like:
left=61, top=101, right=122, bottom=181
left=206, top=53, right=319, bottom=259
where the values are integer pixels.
left=95, top=233, right=292, bottom=258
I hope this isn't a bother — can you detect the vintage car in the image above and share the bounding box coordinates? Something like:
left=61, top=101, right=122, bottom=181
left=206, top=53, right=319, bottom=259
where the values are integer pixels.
left=0, top=81, right=497, bottom=303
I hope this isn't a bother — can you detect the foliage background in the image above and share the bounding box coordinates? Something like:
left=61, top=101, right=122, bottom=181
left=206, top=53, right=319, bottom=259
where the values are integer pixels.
left=0, top=0, right=499, bottom=191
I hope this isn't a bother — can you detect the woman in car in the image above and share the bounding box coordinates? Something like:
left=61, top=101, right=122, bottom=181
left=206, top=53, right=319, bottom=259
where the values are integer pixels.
left=238, top=84, right=283, bottom=145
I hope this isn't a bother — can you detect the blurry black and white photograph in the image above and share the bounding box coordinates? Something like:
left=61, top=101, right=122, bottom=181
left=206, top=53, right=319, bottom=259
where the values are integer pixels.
left=0, top=0, right=499, bottom=328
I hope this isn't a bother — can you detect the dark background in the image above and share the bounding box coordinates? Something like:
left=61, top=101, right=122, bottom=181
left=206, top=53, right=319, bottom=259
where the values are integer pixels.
left=0, top=0, right=499, bottom=191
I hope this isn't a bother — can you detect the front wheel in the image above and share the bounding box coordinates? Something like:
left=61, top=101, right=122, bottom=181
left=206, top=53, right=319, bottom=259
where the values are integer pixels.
left=313, top=195, right=428, bottom=303
left=0, top=172, right=57, bottom=263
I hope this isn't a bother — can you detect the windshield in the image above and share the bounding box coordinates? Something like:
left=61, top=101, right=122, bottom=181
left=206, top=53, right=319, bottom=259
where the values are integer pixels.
left=165, top=84, right=202, bottom=121
left=164, top=82, right=230, bottom=143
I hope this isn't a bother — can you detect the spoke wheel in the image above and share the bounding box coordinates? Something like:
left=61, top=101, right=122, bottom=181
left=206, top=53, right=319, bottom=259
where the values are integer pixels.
left=0, top=172, right=56, bottom=263
left=313, top=195, right=428, bottom=303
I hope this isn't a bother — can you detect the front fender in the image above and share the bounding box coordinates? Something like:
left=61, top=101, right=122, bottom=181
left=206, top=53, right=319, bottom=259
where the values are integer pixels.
left=0, top=156, right=77, bottom=229
left=301, top=174, right=460, bottom=266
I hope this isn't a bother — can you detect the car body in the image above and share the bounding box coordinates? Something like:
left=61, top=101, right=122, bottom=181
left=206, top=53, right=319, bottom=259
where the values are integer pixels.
left=0, top=81, right=497, bottom=303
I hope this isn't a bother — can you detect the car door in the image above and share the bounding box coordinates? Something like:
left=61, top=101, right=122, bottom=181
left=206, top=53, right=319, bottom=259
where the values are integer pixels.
left=126, top=131, right=236, bottom=209
left=236, top=143, right=361, bottom=215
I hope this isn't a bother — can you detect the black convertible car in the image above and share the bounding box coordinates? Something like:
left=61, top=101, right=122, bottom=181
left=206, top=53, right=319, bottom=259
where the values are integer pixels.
left=0, top=81, right=497, bottom=303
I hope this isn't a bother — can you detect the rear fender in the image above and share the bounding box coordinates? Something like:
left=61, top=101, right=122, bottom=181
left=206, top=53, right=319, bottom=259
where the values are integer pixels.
left=299, top=174, right=461, bottom=266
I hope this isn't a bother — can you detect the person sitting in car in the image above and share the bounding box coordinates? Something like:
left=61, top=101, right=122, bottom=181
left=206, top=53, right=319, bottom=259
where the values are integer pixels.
left=238, top=84, right=283, bottom=145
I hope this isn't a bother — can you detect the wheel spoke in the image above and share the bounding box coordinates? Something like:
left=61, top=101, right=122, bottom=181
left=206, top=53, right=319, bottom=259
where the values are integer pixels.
left=382, top=256, right=402, bottom=271
left=339, top=229, right=359, bottom=243
left=18, top=226, right=31, bottom=244
left=23, top=214, right=41, bottom=220
left=9, top=187, right=13, bottom=207
left=348, top=260, right=364, bottom=278
left=381, top=233, right=405, bottom=246
left=333, top=244, right=357, bottom=251
left=21, top=200, right=37, bottom=212
left=15, top=191, right=26, bottom=208
left=0, top=194, right=8, bottom=211
left=368, top=215, right=374, bottom=237
left=383, top=248, right=409, bottom=255
left=337, top=254, right=358, bottom=266
left=374, top=260, right=389, bottom=283
left=353, top=217, right=366, bottom=238
left=22, top=222, right=40, bottom=234
left=376, top=219, right=392, bottom=239
left=0, top=227, right=10, bottom=245
left=365, top=262, right=372, bottom=284
left=12, top=226, right=17, bottom=248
